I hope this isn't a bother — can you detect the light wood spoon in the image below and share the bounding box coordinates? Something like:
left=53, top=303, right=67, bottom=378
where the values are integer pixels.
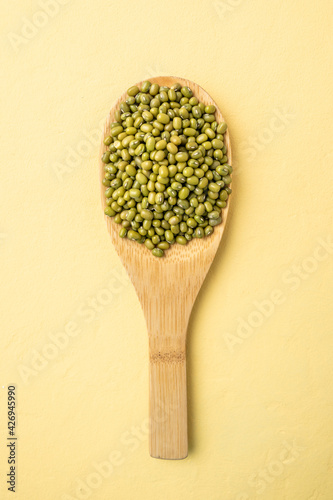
left=99, top=76, right=232, bottom=459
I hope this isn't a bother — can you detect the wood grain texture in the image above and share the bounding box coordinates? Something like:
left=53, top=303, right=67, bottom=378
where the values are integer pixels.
left=99, top=76, right=232, bottom=459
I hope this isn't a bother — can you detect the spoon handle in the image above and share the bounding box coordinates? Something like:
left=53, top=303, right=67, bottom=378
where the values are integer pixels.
left=149, top=349, right=188, bottom=459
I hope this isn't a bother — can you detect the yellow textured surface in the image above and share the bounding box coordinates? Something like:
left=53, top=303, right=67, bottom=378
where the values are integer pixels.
left=1, top=1, right=333, bottom=499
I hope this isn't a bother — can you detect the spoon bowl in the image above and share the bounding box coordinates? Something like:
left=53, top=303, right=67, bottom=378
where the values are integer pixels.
left=99, top=76, right=232, bottom=459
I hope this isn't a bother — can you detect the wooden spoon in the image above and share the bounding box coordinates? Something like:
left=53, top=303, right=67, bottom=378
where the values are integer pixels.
left=99, top=76, right=232, bottom=459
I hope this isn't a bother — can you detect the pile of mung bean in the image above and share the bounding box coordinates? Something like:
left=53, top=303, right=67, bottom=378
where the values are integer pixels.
left=102, top=81, right=232, bottom=257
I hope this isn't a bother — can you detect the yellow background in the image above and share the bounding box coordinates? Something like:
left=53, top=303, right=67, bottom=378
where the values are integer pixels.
left=1, top=1, right=333, bottom=499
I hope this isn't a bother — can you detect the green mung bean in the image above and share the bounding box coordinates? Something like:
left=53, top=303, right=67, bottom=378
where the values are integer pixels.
left=102, top=80, right=231, bottom=256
